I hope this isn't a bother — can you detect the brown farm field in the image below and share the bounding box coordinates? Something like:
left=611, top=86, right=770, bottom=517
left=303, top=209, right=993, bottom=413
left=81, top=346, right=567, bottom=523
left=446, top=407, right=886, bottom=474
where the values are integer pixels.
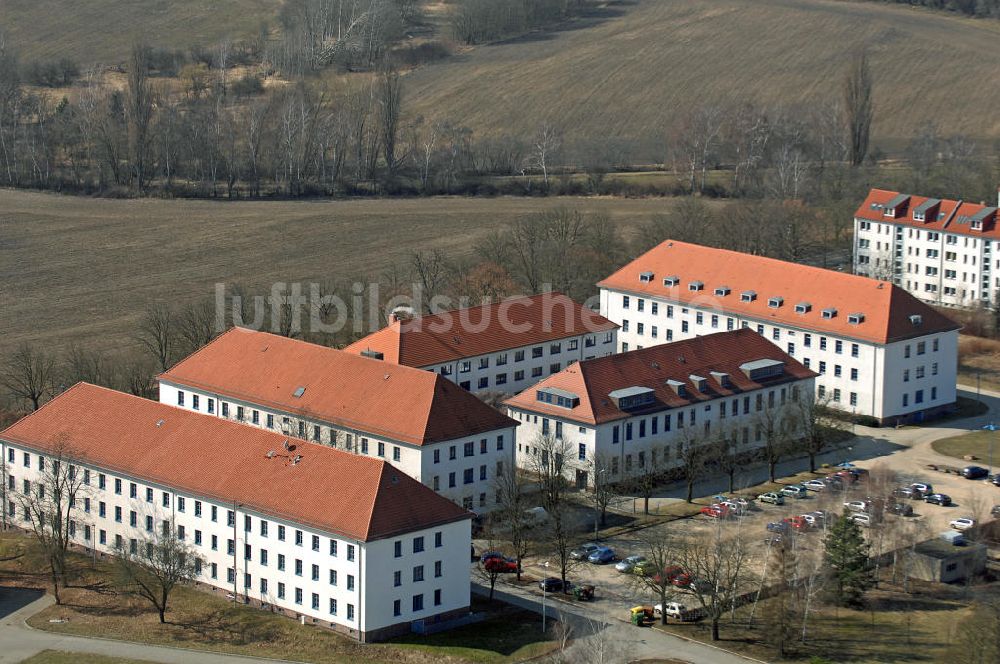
left=0, top=0, right=277, bottom=64
left=405, top=0, right=1000, bottom=156
left=0, top=189, right=674, bottom=358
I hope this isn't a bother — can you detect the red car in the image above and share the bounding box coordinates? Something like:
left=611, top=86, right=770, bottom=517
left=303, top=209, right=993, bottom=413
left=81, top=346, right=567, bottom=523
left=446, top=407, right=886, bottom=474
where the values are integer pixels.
left=671, top=571, right=693, bottom=588
left=782, top=516, right=809, bottom=531
left=653, top=565, right=685, bottom=585
left=700, top=504, right=730, bottom=519
left=483, top=557, right=518, bottom=573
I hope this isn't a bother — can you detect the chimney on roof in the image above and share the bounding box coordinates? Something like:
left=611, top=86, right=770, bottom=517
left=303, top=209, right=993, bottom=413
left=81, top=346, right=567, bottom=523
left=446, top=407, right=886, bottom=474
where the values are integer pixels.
left=390, top=305, right=415, bottom=324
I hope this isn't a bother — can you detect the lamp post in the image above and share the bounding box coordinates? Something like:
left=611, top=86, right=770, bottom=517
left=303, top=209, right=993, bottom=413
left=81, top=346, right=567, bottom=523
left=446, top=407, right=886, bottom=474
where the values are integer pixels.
left=982, top=423, right=997, bottom=478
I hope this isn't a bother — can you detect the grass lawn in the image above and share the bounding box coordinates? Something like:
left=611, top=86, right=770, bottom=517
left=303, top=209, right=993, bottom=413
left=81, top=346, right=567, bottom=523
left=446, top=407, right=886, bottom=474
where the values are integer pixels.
left=653, top=587, right=972, bottom=662
left=22, top=651, right=159, bottom=664
left=958, top=335, right=1000, bottom=395
left=0, top=533, right=557, bottom=664
left=931, top=429, right=1000, bottom=463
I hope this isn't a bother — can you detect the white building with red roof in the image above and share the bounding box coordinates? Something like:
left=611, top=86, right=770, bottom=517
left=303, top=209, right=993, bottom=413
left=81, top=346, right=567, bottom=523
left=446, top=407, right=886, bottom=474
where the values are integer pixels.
left=1, top=384, right=472, bottom=642
left=344, top=293, right=618, bottom=395
left=157, top=328, right=518, bottom=513
left=505, top=330, right=816, bottom=488
left=598, top=240, right=960, bottom=424
left=853, top=188, right=1000, bottom=309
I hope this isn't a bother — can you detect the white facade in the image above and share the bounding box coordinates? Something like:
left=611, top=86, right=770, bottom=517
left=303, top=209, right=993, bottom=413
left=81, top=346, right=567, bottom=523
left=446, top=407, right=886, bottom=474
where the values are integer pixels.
left=158, top=381, right=516, bottom=514
left=854, top=218, right=1000, bottom=309
left=508, top=379, right=814, bottom=489
left=419, top=330, right=617, bottom=395
left=1, top=440, right=471, bottom=641
left=599, top=290, right=958, bottom=423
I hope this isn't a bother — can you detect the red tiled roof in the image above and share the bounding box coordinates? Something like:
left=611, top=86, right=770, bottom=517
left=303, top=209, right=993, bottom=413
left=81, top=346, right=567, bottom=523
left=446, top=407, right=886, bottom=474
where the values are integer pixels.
left=158, top=329, right=517, bottom=446
left=344, top=293, right=618, bottom=367
left=597, top=240, right=959, bottom=344
left=854, top=188, right=999, bottom=238
left=504, top=329, right=816, bottom=425
left=0, top=384, right=470, bottom=541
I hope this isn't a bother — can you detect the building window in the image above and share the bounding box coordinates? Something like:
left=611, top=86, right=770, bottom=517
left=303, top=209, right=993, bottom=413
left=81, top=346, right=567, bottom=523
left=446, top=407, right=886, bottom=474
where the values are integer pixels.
left=412, top=595, right=424, bottom=612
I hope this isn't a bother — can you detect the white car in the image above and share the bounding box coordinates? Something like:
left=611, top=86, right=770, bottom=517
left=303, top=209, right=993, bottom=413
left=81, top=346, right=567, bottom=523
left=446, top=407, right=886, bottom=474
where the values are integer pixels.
left=844, top=500, right=868, bottom=513
left=720, top=500, right=746, bottom=516
left=800, top=513, right=821, bottom=527
left=803, top=479, right=827, bottom=492
left=850, top=513, right=872, bottom=527
left=654, top=602, right=690, bottom=620
left=949, top=517, right=976, bottom=531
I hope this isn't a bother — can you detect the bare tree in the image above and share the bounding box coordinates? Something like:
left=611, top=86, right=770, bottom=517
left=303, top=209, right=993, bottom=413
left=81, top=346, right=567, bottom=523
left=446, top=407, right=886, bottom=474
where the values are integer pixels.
left=175, top=298, right=221, bottom=357
left=2, top=344, right=56, bottom=410
left=377, top=67, right=403, bottom=175
left=114, top=522, right=205, bottom=622
left=795, top=393, right=843, bottom=473
left=410, top=250, right=452, bottom=307
left=15, top=440, right=88, bottom=604
left=529, top=434, right=575, bottom=591
left=135, top=303, right=178, bottom=372
left=677, top=425, right=710, bottom=503
left=126, top=42, right=154, bottom=191
left=629, top=449, right=660, bottom=515
left=756, top=401, right=796, bottom=483
left=492, top=463, right=531, bottom=581
left=673, top=524, right=754, bottom=641
left=844, top=49, right=874, bottom=167
left=629, top=531, right=681, bottom=625
left=530, top=122, right=562, bottom=188
left=588, top=453, right=618, bottom=530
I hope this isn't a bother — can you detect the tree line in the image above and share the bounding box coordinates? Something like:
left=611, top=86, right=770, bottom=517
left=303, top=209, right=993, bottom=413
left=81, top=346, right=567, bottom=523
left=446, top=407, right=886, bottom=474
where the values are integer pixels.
left=860, top=0, right=1000, bottom=18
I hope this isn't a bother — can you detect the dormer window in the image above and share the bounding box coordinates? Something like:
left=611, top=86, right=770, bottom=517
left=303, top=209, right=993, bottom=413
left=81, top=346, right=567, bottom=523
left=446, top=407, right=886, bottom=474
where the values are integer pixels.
left=536, top=388, right=579, bottom=409
left=821, top=308, right=837, bottom=319
left=848, top=313, right=865, bottom=325
left=665, top=379, right=686, bottom=397
left=795, top=302, right=812, bottom=314
left=663, top=276, right=680, bottom=287
left=714, top=286, right=731, bottom=296
left=768, top=297, right=783, bottom=309
left=741, top=291, right=757, bottom=303
left=689, top=374, right=708, bottom=393
left=639, top=271, right=654, bottom=283
left=972, top=220, right=983, bottom=230
left=688, top=281, right=704, bottom=292
left=913, top=212, right=924, bottom=222
left=883, top=207, right=895, bottom=218
left=909, top=314, right=923, bottom=326
left=710, top=371, right=731, bottom=388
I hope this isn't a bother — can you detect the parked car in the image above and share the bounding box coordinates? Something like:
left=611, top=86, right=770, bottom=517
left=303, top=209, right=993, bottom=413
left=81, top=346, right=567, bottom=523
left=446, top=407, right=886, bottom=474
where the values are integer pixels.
left=570, top=542, right=600, bottom=560
left=781, top=485, right=808, bottom=499
left=992, top=505, right=1000, bottom=517
left=844, top=500, right=869, bottom=513
left=963, top=466, right=990, bottom=480
left=803, top=479, right=827, bottom=492
left=701, top=504, right=730, bottom=519
left=824, top=476, right=845, bottom=489
left=539, top=577, right=571, bottom=592
left=720, top=500, right=746, bottom=516
left=893, top=486, right=915, bottom=499
left=911, top=482, right=934, bottom=495
left=850, top=513, right=872, bottom=527
left=783, top=515, right=809, bottom=531
left=670, top=570, right=694, bottom=588
left=810, top=510, right=829, bottom=522
left=759, top=492, right=785, bottom=505
left=616, top=555, right=647, bottom=574
left=831, top=471, right=858, bottom=485
left=887, top=502, right=914, bottom=516
left=480, top=551, right=504, bottom=564
left=484, top=556, right=518, bottom=573
left=633, top=560, right=657, bottom=577
left=992, top=476, right=1000, bottom=487
left=764, top=533, right=786, bottom=546
left=588, top=546, right=616, bottom=564
left=926, top=493, right=952, bottom=506
left=767, top=521, right=791, bottom=533
left=950, top=517, right=976, bottom=531
left=654, top=602, right=691, bottom=621
left=652, top=565, right=685, bottom=585
left=800, top=513, right=823, bottom=527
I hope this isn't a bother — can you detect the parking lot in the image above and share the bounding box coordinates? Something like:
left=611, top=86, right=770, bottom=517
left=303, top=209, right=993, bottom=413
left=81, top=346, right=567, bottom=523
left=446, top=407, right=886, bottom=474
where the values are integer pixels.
left=507, top=464, right=1000, bottom=611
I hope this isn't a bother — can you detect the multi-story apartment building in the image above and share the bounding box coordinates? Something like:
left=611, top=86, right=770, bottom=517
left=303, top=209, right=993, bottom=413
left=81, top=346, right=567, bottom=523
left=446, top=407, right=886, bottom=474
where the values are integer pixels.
left=157, top=328, right=517, bottom=513
left=505, top=330, right=816, bottom=488
left=345, top=292, right=618, bottom=395
left=853, top=188, right=1000, bottom=309
left=598, top=240, right=960, bottom=424
left=1, top=383, right=472, bottom=642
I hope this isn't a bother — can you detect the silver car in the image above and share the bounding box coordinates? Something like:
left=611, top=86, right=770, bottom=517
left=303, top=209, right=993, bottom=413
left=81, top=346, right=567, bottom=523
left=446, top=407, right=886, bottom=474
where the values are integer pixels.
left=615, top=554, right=646, bottom=573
